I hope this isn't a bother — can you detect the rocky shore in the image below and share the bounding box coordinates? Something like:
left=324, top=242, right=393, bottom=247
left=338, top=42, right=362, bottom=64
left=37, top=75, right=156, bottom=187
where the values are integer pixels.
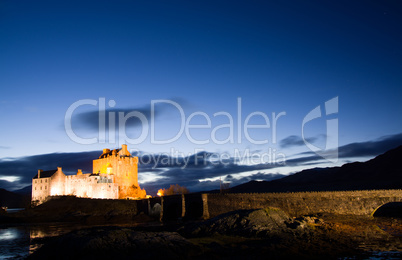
left=1, top=196, right=149, bottom=224
left=25, top=207, right=401, bottom=259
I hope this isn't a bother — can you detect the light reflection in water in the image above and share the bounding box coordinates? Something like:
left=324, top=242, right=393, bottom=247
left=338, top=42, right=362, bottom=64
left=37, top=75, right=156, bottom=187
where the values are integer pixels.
left=1, top=219, right=400, bottom=259
left=0, top=223, right=138, bottom=259
left=0, top=227, right=30, bottom=259
left=0, top=224, right=85, bottom=259
left=0, top=229, right=18, bottom=240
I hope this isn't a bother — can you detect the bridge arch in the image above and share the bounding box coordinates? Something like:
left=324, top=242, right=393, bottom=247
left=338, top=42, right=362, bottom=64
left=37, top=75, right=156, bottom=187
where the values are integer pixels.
left=372, top=202, right=402, bottom=218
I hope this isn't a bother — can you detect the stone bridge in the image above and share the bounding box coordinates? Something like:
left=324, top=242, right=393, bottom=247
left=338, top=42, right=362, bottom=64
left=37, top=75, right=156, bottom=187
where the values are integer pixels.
left=141, top=190, right=402, bottom=220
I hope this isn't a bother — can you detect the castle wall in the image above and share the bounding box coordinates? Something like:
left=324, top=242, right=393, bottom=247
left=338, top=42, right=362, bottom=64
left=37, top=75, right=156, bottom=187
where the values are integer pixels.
left=93, top=155, right=140, bottom=198
left=93, top=156, right=139, bottom=187
left=65, top=173, right=93, bottom=197
left=90, top=182, right=119, bottom=199
left=64, top=174, right=118, bottom=199
left=33, top=171, right=119, bottom=204
left=49, top=167, right=66, bottom=196
left=32, top=177, right=51, bottom=204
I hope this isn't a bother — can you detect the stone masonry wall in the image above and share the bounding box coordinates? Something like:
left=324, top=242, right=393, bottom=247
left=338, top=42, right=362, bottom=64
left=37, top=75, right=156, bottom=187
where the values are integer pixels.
left=34, top=190, right=402, bottom=221
left=203, top=190, right=402, bottom=218
left=32, top=177, right=51, bottom=203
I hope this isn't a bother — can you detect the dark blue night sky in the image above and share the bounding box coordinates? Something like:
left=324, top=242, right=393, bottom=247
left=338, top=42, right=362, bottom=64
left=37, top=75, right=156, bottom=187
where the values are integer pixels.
left=1, top=1, right=401, bottom=192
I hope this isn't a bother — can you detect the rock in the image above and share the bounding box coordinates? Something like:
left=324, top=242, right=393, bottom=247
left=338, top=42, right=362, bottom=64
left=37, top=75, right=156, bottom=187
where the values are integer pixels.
left=287, top=216, right=324, bottom=230
left=28, top=227, right=198, bottom=259
left=180, top=207, right=293, bottom=237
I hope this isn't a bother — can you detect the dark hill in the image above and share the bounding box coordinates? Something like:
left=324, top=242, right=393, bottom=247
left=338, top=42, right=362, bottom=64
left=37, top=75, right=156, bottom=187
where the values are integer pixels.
left=13, top=185, right=32, bottom=196
left=230, top=145, right=402, bottom=193
left=0, top=188, right=31, bottom=208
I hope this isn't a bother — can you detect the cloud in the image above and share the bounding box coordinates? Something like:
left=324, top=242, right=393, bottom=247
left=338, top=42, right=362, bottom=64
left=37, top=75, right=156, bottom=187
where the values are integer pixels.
left=0, top=151, right=100, bottom=190
left=337, top=133, right=402, bottom=158
left=279, top=135, right=320, bottom=148
left=74, top=107, right=152, bottom=131
left=224, top=172, right=284, bottom=187
left=1, top=132, right=402, bottom=193
left=137, top=151, right=217, bottom=169
left=139, top=153, right=285, bottom=194
left=0, top=148, right=282, bottom=193
left=142, top=173, right=284, bottom=194
left=140, top=169, right=285, bottom=195
left=70, top=98, right=188, bottom=132
left=0, top=179, right=20, bottom=190
left=286, top=133, right=402, bottom=165
left=284, top=155, right=323, bottom=166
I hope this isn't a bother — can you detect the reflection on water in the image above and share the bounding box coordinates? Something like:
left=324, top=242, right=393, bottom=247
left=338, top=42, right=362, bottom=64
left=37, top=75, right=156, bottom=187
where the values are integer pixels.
left=0, top=227, right=30, bottom=259
left=5, top=208, right=25, bottom=214
left=0, top=223, right=104, bottom=259
left=1, top=217, right=401, bottom=259
left=0, top=222, right=148, bottom=259
left=0, top=229, right=18, bottom=240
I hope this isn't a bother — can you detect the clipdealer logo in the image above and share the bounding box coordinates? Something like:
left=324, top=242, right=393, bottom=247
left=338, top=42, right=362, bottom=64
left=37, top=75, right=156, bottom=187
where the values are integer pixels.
left=64, top=98, right=286, bottom=146
left=64, top=96, right=339, bottom=166
left=302, top=97, right=339, bottom=163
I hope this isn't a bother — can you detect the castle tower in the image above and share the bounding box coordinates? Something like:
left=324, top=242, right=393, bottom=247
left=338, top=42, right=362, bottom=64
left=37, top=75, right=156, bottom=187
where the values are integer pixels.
left=92, top=144, right=145, bottom=198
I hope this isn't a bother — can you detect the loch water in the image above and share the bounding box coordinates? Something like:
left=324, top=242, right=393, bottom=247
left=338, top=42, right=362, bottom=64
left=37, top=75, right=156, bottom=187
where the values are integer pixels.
left=0, top=223, right=97, bottom=259
left=0, top=216, right=401, bottom=259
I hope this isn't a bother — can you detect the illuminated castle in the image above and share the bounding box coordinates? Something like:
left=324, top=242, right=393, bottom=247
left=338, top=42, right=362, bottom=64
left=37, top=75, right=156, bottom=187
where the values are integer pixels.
left=32, top=144, right=146, bottom=204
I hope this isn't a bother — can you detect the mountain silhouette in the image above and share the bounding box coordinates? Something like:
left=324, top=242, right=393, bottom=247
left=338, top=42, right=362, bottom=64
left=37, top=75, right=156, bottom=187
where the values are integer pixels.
left=230, top=145, right=402, bottom=193
left=1, top=146, right=401, bottom=206
left=0, top=188, right=31, bottom=208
